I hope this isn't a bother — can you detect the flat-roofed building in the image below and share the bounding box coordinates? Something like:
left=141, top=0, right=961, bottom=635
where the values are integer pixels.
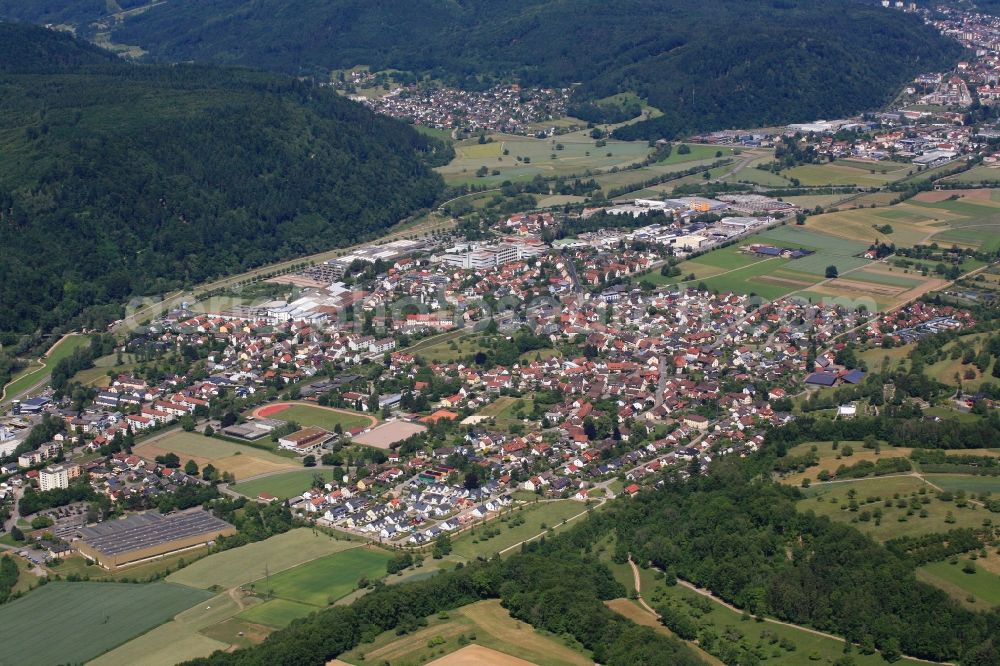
left=39, top=463, right=80, bottom=491
left=75, top=508, right=236, bottom=570
left=277, top=426, right=331, bottom=452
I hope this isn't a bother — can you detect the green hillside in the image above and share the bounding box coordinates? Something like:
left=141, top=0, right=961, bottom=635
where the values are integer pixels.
left=91, top=0, right=964, bottom=138
left=0, top=23, right=448, bottom=336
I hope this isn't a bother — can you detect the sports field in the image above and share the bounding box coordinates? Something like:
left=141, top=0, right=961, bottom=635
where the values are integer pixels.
left=167, top=528, right=357, bottom=589
left=0, top=581, right=211, bottom=665
left=251, top=402, right=375, bottom=431
left=337, top=599, right=591, bottom=666
left=231, top=468, right=342, bottom=500
left=249, top=546, right=392, bottom=608
left=135, top=430, right=297, bottom=481
left=352, top=420, right=427, bottom=448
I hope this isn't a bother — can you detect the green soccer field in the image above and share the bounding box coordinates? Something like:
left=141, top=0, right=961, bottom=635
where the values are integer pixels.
left=271, top=404, right=374, bottom=431
left=252, top=547, right=393, bottom=607
left=0, top=581, right=212, bottom=665
left=231, top=468, right=343, bottom=500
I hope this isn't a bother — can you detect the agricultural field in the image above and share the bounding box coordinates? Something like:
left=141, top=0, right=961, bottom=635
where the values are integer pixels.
left=799, top=476, right=989, bottom=541
left=436, top=130, right=653, bottom=186
left=654, top=223, right=944, bottom=306
left=451, top=499, right=591, bottom=561
left=804, top=195, right=995, bottom=249
left=938, top=164, right=1000, bottom=186
left=840, top=191, right=902, bottom=208
left=1, top=333, right=91, bottom=402
left=91, top=591, right=238, bottom=666
left=231, top=468, right=342, bottom=500
left=917, top=333, right=997, bottom=391
left=167, top=528, right=356, bottom=590
left=661, top=143, right=733, bottom=164
left=251, top=402, right=375, bottom=432
left=0, top=581, right=212, bottom=665
left=917, top=559, right=1000, bottom=611
left=236, top=597, right=318, bottom=628
left=922, top=474, right=1000, bottom=495
left=753, top=226, right=873, bottom=275
left=776, top=441, right=910, bottom=486
left=907, top=191, right=1000, bottom=251
left=592, top=160, right=708, bottom=190
left=337, top=599, right=591, bottom=666
left=782, top=160, right=912, bottom=187
left=134, top=430, right=297, bottom=482
left=246, top=546, right=392, bottom=609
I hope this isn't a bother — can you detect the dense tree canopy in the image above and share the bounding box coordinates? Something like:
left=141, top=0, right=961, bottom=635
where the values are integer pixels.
left=72, top=0, right=968, bottom=139
left=0, top=23, right=448, bottom=337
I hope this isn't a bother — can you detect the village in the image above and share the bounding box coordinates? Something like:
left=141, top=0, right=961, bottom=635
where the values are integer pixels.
left=0, top=191, right=980, bottom=568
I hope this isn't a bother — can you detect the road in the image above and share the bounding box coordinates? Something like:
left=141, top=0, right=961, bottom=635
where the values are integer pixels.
left=0, top=333, right=83, bottom=405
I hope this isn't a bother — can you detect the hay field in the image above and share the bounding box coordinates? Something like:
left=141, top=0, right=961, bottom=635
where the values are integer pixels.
left=135, top=431, right=297, bottom=480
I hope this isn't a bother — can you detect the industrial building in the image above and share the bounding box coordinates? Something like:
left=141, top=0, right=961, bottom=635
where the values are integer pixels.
left=75, top=508, right=236, bottom=570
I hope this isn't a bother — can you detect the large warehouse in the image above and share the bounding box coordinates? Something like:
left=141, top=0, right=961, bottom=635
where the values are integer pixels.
left=75, top=508, right=236, bottom=570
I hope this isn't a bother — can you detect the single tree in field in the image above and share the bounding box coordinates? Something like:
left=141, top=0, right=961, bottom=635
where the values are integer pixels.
left=825, top=265, right=839, bottom=279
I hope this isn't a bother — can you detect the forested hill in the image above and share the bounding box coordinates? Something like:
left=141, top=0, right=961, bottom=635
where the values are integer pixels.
left=90, top=0, right=964, bottom=139
left=0, top=23, right=448, bottom=337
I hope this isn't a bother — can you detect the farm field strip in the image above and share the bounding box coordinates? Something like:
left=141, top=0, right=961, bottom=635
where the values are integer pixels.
left=167, top=528, right=357, bottom=590
left=247, top=547, right=393, bottom=608
left=0, top=582, right=212, bottom=666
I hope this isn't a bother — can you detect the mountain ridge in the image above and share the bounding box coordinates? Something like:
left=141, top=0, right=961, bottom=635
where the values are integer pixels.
left=0, top=22, right=448, bottom=337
